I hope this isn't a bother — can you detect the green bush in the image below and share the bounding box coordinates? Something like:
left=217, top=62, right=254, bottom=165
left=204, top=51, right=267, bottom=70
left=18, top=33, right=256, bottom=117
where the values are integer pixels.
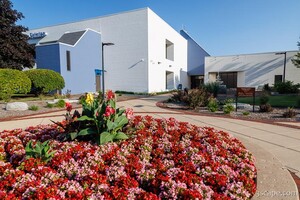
left=46, top=103, right=54, bottom=108
left=0, top=69, right=31, bottom=101
left=24, top=69, right=65, bottom=95
left=28, top=105, right=39, bottom=111
left=25, top=140, right=56, bottom=163
left=203, top=82, right=220, bottom=97
left=259, top=93, right=273, bottom=112
left=56, top=99, right=65, bottom=108
left=207, top=98, right=219, bottom=112
left=242, top=111, right=250, bottom=116
left=223, top=103, right=235, bottom=114
left=274, top=81, right=300, bottom=94
left=259, top=93, right=270, bottom=105
left=187, top=88, right=210, bottom=109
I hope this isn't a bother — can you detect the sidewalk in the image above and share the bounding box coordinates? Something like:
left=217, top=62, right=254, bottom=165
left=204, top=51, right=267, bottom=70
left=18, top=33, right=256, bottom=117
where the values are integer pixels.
left=0, top=94, right=299, bottom=199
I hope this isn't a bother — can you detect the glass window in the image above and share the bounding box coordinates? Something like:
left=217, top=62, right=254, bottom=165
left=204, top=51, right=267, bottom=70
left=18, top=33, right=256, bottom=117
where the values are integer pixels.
left=166, top=40, right=174, bottom=61
left=66, top=51, right=71, bottom=71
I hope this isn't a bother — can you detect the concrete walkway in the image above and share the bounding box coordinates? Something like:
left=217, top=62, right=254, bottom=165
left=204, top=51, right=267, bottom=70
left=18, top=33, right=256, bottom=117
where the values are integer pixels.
left=0, top=94, right=299, bottom=199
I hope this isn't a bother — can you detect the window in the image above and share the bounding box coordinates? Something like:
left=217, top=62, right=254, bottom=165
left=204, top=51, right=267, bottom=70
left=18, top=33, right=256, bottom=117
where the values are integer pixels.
left=274, top=75, right=282, bottom=84
left=66, top=50, right=71, bottom=71
left=219, top=72, right=237, bottom=88
left=165, top=39, right=174, bottom=61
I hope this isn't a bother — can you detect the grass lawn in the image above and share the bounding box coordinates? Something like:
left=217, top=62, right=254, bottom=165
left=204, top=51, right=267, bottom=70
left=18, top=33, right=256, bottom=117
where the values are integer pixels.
left=237, top=95, right=300, bottom=108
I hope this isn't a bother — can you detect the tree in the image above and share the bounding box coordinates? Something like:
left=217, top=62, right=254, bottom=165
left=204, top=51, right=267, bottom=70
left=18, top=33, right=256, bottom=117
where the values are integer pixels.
left=0, top=0, right=34, bottom=70
left=292, top=39, right=300, bottom=68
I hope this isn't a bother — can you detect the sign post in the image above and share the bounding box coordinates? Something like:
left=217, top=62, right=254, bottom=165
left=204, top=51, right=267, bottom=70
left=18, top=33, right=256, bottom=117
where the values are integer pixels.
left=236, top=87, right=256, bottom=112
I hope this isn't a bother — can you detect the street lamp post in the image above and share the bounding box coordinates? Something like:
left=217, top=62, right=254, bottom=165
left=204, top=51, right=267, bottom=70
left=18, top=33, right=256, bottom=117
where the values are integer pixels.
left=275, top=52, right=287, bottom=82
left=102, top=42, right=114, bottom=98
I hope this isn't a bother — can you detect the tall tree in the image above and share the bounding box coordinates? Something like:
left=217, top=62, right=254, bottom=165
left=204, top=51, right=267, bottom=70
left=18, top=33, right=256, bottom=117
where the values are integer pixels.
left=292, top=39, right=300, bottom=68
left=0, top=0, right=34, bottom=70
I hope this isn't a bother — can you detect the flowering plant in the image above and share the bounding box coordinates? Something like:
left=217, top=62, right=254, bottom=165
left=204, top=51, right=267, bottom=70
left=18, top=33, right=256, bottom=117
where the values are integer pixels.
left=0, top=116, right=257, bottom=199
left=64, top=91, right=132, bottom=145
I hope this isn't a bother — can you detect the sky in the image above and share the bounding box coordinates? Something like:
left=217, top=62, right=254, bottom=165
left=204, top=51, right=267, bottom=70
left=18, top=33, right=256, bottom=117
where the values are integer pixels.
left=11, top=0, right=300, bottom=56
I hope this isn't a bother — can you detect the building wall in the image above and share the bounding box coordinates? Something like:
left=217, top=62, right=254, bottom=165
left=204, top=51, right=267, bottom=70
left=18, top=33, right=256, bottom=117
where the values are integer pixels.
left=27, top=8, right=149, bottom=93
left=204, top=51, right=300, bottom=88
left=58, top=30, right=102, bottom=94
left=36, top=44, right=61, bottom=73
left=180, top=30, right=209, bottom=76
left=147, top=9, right=188, bottom=92
left=99, top=9, right=149, bottom=93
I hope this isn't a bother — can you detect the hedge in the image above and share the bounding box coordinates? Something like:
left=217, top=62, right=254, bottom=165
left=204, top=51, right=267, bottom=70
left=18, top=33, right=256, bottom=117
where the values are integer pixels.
left=0, top=69, right=31, bottom=100
left=24, top=69, right=65, bottom=95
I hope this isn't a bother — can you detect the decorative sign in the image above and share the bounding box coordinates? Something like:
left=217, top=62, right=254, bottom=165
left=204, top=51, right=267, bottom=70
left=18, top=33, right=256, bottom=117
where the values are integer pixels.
left=237, top=87, right=255, bottom=97
left=29, top=32, right=47, bottom=39
left=236, top=87, right=256, bottom=112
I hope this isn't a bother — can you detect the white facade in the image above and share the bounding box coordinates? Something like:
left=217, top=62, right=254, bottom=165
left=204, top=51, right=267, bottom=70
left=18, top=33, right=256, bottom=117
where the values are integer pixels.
left=27, top=8, right=204, bottom=94
left=205, top=51, right=300, bottom=88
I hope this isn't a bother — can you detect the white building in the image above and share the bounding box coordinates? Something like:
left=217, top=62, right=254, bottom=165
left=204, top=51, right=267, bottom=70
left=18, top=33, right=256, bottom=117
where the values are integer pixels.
left=204, top=51, right=300, bottom=88
left=27, top=8, right=207, bottom=94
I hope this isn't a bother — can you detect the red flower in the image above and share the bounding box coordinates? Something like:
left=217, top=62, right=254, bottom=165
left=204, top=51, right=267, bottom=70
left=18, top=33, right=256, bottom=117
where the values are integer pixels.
left=106, top=90, right=115, bottom=101
left=103, top=105, right=115, bottom=117
left=125, top=108, right=134, bottom=120
left=65, top=102, right=72, bottom=112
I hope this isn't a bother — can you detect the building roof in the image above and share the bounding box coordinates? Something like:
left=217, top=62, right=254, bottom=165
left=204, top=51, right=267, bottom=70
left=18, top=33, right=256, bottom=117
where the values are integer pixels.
left=188, top=64, right=205, bottom=76
left=58, top=30, right=86, bottom=45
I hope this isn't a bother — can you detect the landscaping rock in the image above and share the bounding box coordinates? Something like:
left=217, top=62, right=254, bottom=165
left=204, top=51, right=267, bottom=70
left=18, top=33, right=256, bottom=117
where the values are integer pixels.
left=6, top=102, right=29, bottom=111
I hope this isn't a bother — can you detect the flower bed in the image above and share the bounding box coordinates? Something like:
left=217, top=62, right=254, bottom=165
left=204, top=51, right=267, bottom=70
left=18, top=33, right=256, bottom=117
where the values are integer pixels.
left=0, top=115, right=256, bottom=199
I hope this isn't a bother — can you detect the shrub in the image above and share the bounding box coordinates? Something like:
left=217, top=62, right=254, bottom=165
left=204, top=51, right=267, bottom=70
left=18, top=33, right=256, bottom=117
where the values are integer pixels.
left=203, top=82, right=220, bottom=97
left=169, top=90, right=188, bottom=103
left=223, top=103, right=235, bottom=114
left=55, top=99, right=65, bottom=108
left=259, top=103, right=273, bottom=112
left=274, top=81, right=300, bottom=94
left=25, top=140, right=56, bottom=163
left=283, top=107, right=297, bottom=118
left=243, top=111, right=250, bottom=116
left=46, top=103, right=54, bottom=108
left=24, top=69, right=65, bottom=95
left=259, top=93, right=269, bottom=105
left=187, top=88, right=210, bottom=109
left=0, top=69, right=31, bottom=101
left=28, top=105, right=39, bottom=111
left=207, top=98, right=219, bottom=112
left=259, top=93, right=273, bottom=112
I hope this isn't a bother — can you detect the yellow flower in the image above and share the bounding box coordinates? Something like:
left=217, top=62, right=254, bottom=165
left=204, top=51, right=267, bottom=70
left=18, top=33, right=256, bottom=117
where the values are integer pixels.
left=85, top=93, right=94, bottom=105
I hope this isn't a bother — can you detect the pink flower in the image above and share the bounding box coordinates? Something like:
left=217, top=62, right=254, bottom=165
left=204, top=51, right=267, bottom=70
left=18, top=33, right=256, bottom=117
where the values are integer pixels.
left=65, top=102, right=72, bottom=112
left=125, top=108, right=134, bottom=120
left=103, top=105, right=115, bottom=117
left=106, top=90, right=115, bottom=101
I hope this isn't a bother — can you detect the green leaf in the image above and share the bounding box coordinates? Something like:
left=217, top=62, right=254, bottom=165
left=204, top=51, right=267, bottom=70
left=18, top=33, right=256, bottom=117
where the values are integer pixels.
left=100, top=132, right=114, bottom=145
left=114, top=132, right=129, bottom=140
left=78, top=128, right=97, bottom=136
left=70, top=132, right=78, bottom=140
left=117, top=109, right=125, bottom=117
left=77, top=115, right=94, bottom=121
left=114, top=116, right=128, bottom=129
left=107, top=120, right=116, bottom=131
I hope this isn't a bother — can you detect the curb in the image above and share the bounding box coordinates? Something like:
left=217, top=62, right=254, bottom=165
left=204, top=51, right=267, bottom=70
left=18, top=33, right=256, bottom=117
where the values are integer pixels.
left=241, top=137, right=299, bottom=200
left=156, top=102, right=300, bottom=130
